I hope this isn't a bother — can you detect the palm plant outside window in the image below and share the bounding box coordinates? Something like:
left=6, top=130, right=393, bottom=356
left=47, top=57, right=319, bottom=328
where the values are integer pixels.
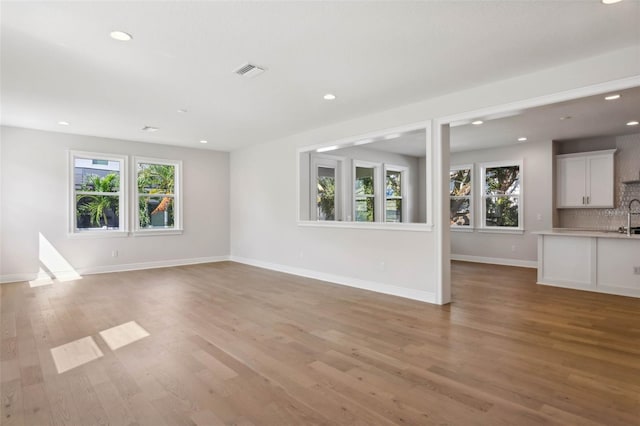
left=72, top=154, right=125, bottom=233
left=137, top=162, right=178, bottom=229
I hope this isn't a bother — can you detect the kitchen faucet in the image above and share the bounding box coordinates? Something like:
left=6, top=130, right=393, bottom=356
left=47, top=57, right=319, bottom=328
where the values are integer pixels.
left=627, top=198, right=640, bottom=237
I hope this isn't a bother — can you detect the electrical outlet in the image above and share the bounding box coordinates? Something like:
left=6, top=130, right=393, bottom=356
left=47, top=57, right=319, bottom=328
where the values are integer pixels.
left=112, top=250, right=118, bottom=257
left=634, top=266, right=640, bottom=275
left=511, top=245, right=517, bottom=253
left=379, top=261, right=385, bottom=271
left=299, top=251, right=304, bottom=259
left=536, top=213, right=542, bottom=221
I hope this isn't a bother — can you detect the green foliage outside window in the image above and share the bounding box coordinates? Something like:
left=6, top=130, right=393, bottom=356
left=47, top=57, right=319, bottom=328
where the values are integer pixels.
left=355, top=168, right=375, bottom=222
left=485, top=165, right=520, bottom=227
left=386, top=170, right=402, bottom=222
left=76, top=173, right=120, bottom=228
left=137, top=164, right=176, bottom=228
left=450, top=168, right=471, bottom=226
left=317, top=176, right=335, bottom=220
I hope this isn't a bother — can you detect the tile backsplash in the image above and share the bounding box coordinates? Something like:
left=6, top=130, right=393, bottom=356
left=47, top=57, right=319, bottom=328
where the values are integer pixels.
left=558, top=133, right=640, bottom=230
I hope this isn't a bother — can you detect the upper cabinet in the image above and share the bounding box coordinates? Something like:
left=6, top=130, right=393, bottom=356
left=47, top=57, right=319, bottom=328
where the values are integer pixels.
left=556, top=149, right=616, bottom=209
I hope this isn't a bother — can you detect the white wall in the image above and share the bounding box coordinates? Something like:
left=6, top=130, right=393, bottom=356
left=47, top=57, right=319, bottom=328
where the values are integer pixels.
left=449, top=140, right=554, bottom=266
left=230, top=46, right=639, bottom=303
left=0, top=126, right=230, bottom=282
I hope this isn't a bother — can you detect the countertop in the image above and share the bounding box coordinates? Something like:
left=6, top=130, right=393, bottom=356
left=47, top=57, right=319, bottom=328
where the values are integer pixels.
left=535, top=228, right=640, bottom=239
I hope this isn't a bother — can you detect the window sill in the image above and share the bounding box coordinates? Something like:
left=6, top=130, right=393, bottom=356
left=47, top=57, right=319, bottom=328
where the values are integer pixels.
left=133, top=229, right=184, bottom=237
left=477, top=228, right=525, bottom=235
left=451, top=227, right=474, bottom=233
left=297, top=221, right=433, bottom=232
left=68, top=231, right=129, bottom=239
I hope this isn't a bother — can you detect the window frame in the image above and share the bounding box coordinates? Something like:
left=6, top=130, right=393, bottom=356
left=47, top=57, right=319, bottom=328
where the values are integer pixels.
left=479, top=160, right=524, bottom=233
left=310, top=154, right=343, bottom=221
left=353, top=160, right=382, bottom=223
left=383, top=164, right=408, bottom=223
left=68, top=150, right=129, bottom=238
left=449, top=164, right=474, bottom=230
left=133, top=157, right=183, bottom=236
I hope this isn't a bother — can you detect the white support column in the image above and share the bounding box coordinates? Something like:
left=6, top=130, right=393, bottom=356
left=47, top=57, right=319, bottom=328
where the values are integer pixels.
left=433, top=120, right=451, bottom=305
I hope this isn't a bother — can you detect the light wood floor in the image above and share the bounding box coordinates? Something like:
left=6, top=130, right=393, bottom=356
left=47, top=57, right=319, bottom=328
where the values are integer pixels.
left=1, top=261, right=639, bottom=425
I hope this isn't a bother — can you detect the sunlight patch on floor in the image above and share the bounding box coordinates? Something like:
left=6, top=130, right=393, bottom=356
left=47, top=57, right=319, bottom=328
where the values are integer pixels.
left=29, top=267, right=54, bottom=287
left=99, top=321, right=150, bottom=351
left=39, top=232, right=82, bottom=282
left=50, top=336, right=104, bottom=374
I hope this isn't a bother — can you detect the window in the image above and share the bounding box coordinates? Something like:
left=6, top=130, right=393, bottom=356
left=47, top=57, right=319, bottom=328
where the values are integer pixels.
left=450, top=165, right=472, bottom=227
left=135, top=158, right=182, bottom=233
left=70, top=151, right=127, bottom=235
left=385, top=166, right=407, bottom=223
left=317, top=167, right=336, bottom=220
left=311, top=156, right=341, bottom=221
left=480, top=161, right=522, bottom=229
left=354, top=162, right=378, bottom=222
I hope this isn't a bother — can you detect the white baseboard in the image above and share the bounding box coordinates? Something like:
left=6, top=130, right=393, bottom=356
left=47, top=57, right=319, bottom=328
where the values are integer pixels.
left=0, top=256, right=230, bottom=284
left=76, top=256, right=230, bottom=275
left=0, top=273, right=36, bottom=284
left=229, top=256, right=437, bottom=304
left=2, top=254, right=437, bottom=304
left=451, top=254, right=537, bottom=269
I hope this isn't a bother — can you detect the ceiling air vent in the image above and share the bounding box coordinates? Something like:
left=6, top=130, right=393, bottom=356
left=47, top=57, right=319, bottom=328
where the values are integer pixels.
left=234, top=62, right=265, bottom=78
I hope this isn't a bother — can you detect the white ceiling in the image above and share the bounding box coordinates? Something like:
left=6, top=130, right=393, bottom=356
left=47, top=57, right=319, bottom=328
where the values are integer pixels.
left=363, top=130, right=427, bottom=157
left=1, top=1, right=639, bottom=151
left=450, top=85, right=640, bottom=152
left=324, top=85, right=640, bottom=157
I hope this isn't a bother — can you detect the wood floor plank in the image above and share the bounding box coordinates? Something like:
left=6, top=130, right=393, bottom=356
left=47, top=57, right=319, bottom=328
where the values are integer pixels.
left=0, top=379, right=24, bottom=426
left=1, top=260, right=639, bottom=425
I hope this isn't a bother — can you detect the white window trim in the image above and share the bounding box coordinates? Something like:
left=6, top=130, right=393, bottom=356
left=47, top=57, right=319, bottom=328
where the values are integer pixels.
left=353, top=160, right=382, bottom=223
left=450, top=164, right=474, bottom=230
left=68, top=150, right=129, bottom=238
left=310, top=154, right=343, bottom=221
left=133, top=157, right=183, bottom=236
left=383, top=164, right=408, bottom=223
left=296, top=120, right=432, bottom=228
left=479, top=159, right=524, bottom=233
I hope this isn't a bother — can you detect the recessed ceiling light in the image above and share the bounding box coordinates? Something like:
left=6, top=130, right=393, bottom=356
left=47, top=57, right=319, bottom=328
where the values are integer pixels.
left=605, top=94, right=621, bottom=100
left=323, top=94, right=336, bottom=101
left=560, top=116, right=572, bottom=120
left=517, top=137, right=527, bottom=142
left=354, top=138, right=374, bottom=146
left=471, top=120, right=483, bottom=125
left=58, top=121, right=69, bottom=126
left=110, top=31, right=133, bottom=41
left=142, top=126, right=158, bottom=132
left=317, top=145, right=339, bottom=153
left=200, top=140, right=208, bottom=144
left=601, top=0, right=622, bottom=4
left=627, top=120, right=639, bottom=126
left=177, top=109, right=188, bottom=113
left=384, top=133, right=401, bottom=140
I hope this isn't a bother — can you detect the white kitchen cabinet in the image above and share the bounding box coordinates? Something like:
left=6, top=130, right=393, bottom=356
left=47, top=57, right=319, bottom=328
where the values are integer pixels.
left=537, top=230, right=640, bottom=298
left=556, top=149, right=615, bottom=208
